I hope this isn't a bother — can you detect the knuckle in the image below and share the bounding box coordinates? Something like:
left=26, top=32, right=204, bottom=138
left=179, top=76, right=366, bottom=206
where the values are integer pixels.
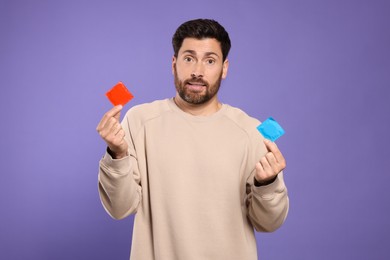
left=260, top=157, right=268, bottom=164
left=102, top=113, right=110, bottom=121
left=281, top=161, right=286, bottom=169
left=108, top=117, right=115, bottom=124
left=106, top=136, right=115, bottom=145
left=255, top=162, right=262, bottom=171
left=265, top=152, right=274, bottom=160
left=98, top=129, right=105, bottom=137
left=279, top=157, right=286, bottom=168
left=101, top=133, right=110, bottom=141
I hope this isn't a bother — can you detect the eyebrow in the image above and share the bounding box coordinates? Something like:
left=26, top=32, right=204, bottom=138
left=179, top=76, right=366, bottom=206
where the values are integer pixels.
left=182, top=49, right=220, bottom=58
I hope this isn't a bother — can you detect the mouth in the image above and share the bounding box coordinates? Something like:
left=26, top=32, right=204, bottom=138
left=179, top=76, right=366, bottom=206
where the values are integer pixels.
left=185, top=80, right=208, bottom=92
left=186, top=82, right=206, bottom=92
left=187, top=81, right=206, bottom=86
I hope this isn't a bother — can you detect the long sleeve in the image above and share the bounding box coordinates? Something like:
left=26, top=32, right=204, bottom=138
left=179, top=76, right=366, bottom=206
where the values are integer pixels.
left=246, top=171, right=289, bottom=232
left=98, top=113, right=142, bottom=220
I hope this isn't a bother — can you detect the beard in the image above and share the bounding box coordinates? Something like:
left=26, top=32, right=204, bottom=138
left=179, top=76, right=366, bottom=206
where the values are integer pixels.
left=174, top=65, right=223, bottom=105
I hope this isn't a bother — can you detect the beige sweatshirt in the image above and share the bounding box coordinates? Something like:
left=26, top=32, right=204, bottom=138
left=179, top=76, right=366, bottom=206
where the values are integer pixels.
left=98, top=98, right=289, bottom=260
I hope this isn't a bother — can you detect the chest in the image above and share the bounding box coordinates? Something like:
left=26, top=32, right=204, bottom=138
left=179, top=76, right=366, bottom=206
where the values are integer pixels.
left=140, top=117, right=249, bottom=197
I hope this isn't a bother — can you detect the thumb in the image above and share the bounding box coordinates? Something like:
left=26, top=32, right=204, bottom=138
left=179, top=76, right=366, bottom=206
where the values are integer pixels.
left=113, top=105, right=123, bottom=121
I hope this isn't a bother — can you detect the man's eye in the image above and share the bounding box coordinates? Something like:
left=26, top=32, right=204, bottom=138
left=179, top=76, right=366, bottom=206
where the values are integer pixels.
left=206, top=59, right=215, bottom=65
left=184, top=57, right=193, bottom=62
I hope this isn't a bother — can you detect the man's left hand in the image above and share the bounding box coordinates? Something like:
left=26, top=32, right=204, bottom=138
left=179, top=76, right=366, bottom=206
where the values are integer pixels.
left=254, top=139, right=286, bottom=184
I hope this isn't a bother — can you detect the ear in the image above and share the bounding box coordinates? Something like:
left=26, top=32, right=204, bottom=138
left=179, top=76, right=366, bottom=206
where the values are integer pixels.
left=172, top=56, right=177, bottom=75
left=222, top=58, right=229, bottom=79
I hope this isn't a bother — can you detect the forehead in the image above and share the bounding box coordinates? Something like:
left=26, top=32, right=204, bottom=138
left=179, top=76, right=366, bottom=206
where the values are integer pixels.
left=178, top=38, right=222, bottom=57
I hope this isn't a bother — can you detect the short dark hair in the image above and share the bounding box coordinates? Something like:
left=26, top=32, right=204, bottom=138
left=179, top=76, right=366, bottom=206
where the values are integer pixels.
left=172, top=19, right=231, bottom=61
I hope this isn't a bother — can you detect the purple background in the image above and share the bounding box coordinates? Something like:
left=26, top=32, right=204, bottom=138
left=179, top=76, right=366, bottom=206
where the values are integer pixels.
left=1, top=0, right=389, bottom=259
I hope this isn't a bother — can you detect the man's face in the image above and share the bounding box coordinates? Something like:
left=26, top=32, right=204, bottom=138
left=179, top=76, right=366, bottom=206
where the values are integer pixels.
left=172, top=38, right=229, bottom=105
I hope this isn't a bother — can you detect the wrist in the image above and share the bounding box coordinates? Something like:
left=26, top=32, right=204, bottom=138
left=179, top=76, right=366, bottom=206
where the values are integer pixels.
left=107, top=147, right=127, bottom=159
left=254, top=175, right=277, bottom=187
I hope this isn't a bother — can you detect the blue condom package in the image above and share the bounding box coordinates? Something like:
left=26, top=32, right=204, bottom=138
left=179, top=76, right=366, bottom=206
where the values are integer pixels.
left=257, top=117, right=285, bottom=142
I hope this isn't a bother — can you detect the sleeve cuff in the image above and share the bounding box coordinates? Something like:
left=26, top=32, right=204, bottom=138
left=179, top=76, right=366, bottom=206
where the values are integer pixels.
left=251, top=173, right=286, bottom=199
left=101, top=151, right=131, bottom=175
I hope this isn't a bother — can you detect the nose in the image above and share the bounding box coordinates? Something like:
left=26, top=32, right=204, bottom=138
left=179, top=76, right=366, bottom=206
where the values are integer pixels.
left=191, top=73, right=203, bottom=78
left=191, top=63, right=204, bottom=78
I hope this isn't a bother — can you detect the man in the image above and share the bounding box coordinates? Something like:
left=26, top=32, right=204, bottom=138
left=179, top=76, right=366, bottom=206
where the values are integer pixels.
left=97, top=19, right=289, bottom=260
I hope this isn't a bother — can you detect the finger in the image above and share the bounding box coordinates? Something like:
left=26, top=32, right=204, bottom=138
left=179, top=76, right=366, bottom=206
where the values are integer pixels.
left=107, top=119, right=120, bottom=134
left=265, top=152, right=281, bottom=174
left=110, top=130, right=125, bottom=145
left=255, top=161, right=269, bottom=182
left=105, top=133, right=122, bottom=148
left=255, top=161, right=265, bottom=174
left=100, top=117, right=117, bottom=138
left=112, top=105, right=123, bottom=121
left=263, top=139, right=285, bottom=166
left=96, top=105, right=123, bottom=131
left=260, top=156, right=273, bottom=174
left=102, top=117, right=119, bottom=134
left=115, top=129, right=126, bottom=144
left=110, top=130, right=127, bottom=151
left=112, top=122, right=124, bottom=137
left=255, top=157, right=277, bottom=183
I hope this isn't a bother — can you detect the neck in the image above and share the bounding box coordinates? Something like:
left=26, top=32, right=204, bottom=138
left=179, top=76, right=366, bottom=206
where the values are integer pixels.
left=173, top=94, right=222, bottom=116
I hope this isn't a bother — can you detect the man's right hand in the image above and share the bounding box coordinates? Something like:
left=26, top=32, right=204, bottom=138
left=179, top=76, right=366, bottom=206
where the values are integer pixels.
left=96, top=105, right=128, bottom=159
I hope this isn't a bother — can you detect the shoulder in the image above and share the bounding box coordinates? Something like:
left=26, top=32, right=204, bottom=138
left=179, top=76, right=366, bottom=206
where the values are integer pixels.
left=223, top=105, right=268, bottom=175
left=222, top=105, right=267, bottom=167
left=223, top=104, right=262, bottom=136
left=127, top=99, right=171, bottom=118
left=122, top=99, right=172, bottom=130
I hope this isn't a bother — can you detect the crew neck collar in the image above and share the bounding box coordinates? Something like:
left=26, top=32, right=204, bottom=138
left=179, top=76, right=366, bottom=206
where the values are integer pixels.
left=168, top=98, right=227, bottom=122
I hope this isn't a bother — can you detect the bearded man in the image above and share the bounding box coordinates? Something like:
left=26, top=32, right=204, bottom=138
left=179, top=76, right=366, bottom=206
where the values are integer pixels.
left=96, top=19, right=289, bottom=260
